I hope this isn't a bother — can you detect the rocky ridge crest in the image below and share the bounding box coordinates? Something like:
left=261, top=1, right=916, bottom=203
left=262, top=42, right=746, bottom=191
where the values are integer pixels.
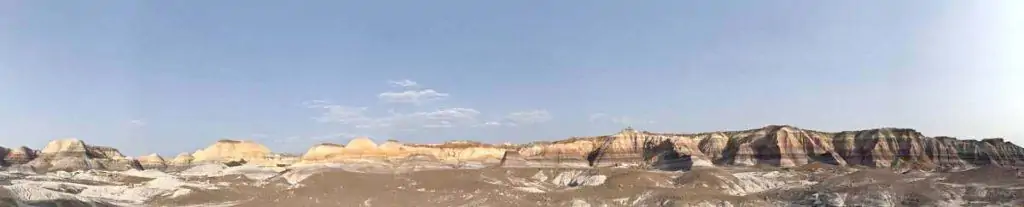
left=2, top=125, right=1022, bottom=172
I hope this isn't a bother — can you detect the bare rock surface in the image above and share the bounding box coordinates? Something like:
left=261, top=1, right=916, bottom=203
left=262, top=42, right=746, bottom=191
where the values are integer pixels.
left=514, top=126, right=1019, bottom=171
left=137, top=154, right=168, bottom=171
left=3, top=146, right=36, bottom=165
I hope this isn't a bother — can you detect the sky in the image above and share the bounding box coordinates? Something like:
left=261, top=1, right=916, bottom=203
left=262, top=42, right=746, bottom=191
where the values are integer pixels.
left=1, top=1, right=1022, bottom=156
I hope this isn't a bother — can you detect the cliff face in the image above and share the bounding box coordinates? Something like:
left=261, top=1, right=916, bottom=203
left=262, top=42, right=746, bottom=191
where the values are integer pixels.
left=137, top=154, right=167, bottom=171
left=515, top=128, right=714, bottom=170
left=21, top=139, right=141, bottom=172
left=4, top=125, right=1021, bottom=173
left=507, top=126, right=1016, bottom=170
left=941, top=138, right=1024, bottom=167
left=299, top=138, right=510, bottom=164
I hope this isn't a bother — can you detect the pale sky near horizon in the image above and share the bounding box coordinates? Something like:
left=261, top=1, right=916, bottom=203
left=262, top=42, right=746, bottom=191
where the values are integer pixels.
left=1, top=1, right=1022, bottom=156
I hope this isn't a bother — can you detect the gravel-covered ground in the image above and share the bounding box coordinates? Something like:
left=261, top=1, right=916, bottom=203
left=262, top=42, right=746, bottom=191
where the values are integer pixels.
left=3, top=161, right=1024, bottom=207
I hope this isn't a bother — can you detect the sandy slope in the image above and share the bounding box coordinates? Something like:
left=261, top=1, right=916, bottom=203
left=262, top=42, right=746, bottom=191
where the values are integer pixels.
left=3, top=162, right=1024, bottom=207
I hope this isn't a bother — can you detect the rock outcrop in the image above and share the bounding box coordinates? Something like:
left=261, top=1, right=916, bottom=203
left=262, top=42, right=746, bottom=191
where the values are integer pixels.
left=137, top=154, right=167, bottom=171
left=3, top=125, right=1021, bottom=173
left=85, top=145, right=138, bottom=171
left=513, top=125, right=1017, bottom=170
left=28, top=139, right=141, bottom=171
left=166, top=153, right=194, bottom=172
left=299, top=138, right=509, bottom=164
left=0, top=146, right=6, bottom=166
left=941, top=137, right=1024, bottom=167
left=499, top=151, right=528, bottom=167
left=4, top=146, right=37, bottom=165
left=515, top=128, right=713, bottom=170
left=191, top=139, right=274, bottom=165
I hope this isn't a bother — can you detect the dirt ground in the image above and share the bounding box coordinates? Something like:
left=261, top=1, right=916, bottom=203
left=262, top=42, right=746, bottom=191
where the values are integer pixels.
left=5, top=163, right=1024, bottom=207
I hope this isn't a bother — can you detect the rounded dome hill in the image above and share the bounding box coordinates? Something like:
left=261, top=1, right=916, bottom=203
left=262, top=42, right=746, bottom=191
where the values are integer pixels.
left=345, top=137, right=379, bottom=151
left=301, top=143, right=347, bottom=162
left=192, top=139, right=271, bottom=164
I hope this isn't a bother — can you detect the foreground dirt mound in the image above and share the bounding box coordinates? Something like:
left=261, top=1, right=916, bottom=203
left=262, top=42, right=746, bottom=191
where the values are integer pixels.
left=816, top=169, right=904, bottom=189
left=5, top=162, right=1024, bottom=206
left=944, top=165, right=1022, bottom=185
left=673, top=167, right=738, bottom=191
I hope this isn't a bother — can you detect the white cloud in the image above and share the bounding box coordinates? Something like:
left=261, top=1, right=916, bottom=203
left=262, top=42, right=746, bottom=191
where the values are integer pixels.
left=610, top=117, right=633, bottom=125
left=590, top=113, right=656, bottom=126
left=128, top=119, right=146, bottom=127
left=310, top=132, right=365, bottom=141
left=306, top=102, right=373, bottom=125
left=388, top=108, right=481, bottom=129
left=388, top=79, right=419, bottom=88
left=504, top=110, right=552, bottom=125
left=307, top=100, right=481, bottom=130
left=473, top=121, right=503, bottom=127
left=274, top=133, right=367, bottom=144
left=307, top=80, right=551, bottom=131
left=378, top=89, right=449, bottom=104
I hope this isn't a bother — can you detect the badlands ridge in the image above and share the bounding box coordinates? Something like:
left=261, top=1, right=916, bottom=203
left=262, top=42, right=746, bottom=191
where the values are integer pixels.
left=3, top=125, right=1024, bottom=206
left=3, top=125, right=1023, bottom=173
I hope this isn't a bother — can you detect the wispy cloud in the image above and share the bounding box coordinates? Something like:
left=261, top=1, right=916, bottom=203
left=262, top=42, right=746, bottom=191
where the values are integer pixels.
left=588, top=113, right=608, bottom=122
left=307, top=100, right=481, bottom=130
left=274, top=133, right=367, bottom=144
left=305, top=100, right=375, bottom=126
left=310, top=132, right=365, bottom=141
left=473, top=121, right=503, bottom=127
left=388, top=79, right=419, bottom=88
left=378, top=89, right=449, bottom=104
left=128, top=119, right=146, bottom=127
left=505, top=110, right=552, bottom=125
left=308, top=80, right=549, bottom=131
left=589, top=113, right=656, bottom=126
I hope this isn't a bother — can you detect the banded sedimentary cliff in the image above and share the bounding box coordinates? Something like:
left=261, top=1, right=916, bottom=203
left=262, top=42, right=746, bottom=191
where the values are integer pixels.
left=515, top=128, right=714, bottom=170
left=941, top=137, right=1024, bottom=167
left=137, top=154, right=168, bottom=171
left=21, top=139, right=140, bottom=172
left=507, top=125, right=1020, bottom=171
left=2, top=125, right=1021, bottom=173
left=166, top=153, right=195, bottom=172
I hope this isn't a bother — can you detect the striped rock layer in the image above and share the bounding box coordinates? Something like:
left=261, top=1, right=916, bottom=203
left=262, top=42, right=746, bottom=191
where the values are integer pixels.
left=510, top=125, right=1023, bottom=171
left=3, top=125, right=1021, bottom=172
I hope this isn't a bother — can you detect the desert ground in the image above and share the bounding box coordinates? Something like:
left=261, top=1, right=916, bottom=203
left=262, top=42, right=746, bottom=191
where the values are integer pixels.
left=3, top=160, right=1024, bottom=207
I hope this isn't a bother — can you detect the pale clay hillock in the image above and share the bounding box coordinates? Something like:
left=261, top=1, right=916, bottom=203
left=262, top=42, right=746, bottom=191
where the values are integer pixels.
left=298, top=137, right=507, bottom=164
left=137, top=154, right=168, bottom=171
left=166, top=153, right=194, bottom=172
left=190, top=139, right=272, bottom=165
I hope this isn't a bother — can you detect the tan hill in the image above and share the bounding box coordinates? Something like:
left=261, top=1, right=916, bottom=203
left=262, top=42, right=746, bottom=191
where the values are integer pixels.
left=137, top=153, right=167, bottom=171
left=191, top=139, right=272, bottom=164
left=166, top=152, right=194, bottom=172
left=19, top=139, right=140, bottom=172
left=299, top=138, right=509, bottom=164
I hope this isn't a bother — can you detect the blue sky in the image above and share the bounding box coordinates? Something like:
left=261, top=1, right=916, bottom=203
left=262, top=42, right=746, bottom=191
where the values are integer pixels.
left=2, top=1, right=1022, bottom=156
